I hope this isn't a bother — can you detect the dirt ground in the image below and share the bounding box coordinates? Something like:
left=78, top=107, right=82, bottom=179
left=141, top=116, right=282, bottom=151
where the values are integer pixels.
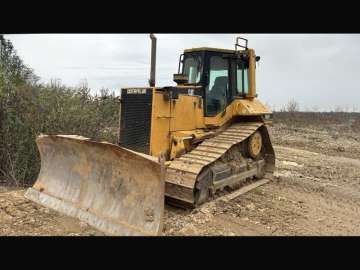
left=1, top=113, right=360, bottom=236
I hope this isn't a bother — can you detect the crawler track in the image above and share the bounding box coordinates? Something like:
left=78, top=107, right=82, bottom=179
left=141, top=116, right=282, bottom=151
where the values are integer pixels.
left=165, top=122, right=275, bottom=208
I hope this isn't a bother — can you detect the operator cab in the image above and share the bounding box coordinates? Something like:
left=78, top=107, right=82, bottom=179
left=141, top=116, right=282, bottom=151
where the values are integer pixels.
left=173, top=42, right=260, bottom=117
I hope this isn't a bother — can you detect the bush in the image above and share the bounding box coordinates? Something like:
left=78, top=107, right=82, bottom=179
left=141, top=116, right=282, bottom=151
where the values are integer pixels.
left=0, top=35, right=120, bottom=186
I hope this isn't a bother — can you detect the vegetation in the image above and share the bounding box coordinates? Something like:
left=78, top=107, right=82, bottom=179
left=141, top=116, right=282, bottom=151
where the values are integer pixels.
left=280, top=99, right=300, bottom=112
left=0, top=35, right=119, bottom=186
left=273, top=98, right=360, bottom=128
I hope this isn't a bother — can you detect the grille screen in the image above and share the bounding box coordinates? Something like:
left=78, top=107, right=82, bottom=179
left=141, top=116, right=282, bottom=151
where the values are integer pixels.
left=119, top=88, right=152, bottom=154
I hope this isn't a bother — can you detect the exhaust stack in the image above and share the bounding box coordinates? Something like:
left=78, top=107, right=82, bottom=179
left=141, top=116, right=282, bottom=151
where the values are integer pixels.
left=149, top=34, right=157, bottom=87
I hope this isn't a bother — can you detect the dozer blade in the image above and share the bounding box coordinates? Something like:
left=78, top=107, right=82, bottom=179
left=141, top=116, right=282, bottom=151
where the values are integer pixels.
left=25, top=135, right=165, bottom=236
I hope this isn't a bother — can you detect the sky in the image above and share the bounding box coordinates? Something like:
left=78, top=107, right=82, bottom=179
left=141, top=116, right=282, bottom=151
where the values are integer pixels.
left=5, top=34, right=360, bottom=111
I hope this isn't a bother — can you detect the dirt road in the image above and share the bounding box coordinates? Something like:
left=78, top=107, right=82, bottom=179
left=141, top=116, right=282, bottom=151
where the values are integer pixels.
left=1, top=117, right=360, bottom=236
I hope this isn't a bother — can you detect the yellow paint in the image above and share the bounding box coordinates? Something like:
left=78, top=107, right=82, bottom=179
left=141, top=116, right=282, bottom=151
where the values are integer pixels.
left=150, top=89, right=171, bottom=158
left=204, top=98, right=271, bottom=127
left=170, top=95, right=204, bottom=131
left=184, top=47, right=238, bottom=54
left=169, top=135, right=186, bottom=160
left=149, top=89, right=207, bottom=159
left=248, top=49, right=256, bottom=99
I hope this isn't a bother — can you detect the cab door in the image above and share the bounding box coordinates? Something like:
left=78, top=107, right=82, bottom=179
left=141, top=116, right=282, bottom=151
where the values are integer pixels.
left=204, top=54, right=232, bottom=116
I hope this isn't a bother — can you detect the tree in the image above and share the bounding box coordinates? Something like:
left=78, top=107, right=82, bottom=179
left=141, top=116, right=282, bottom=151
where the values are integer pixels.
left=285, top=99, right=300, bottom=112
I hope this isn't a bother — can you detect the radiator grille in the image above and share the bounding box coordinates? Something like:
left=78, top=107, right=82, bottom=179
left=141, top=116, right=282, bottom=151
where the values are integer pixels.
left=119, top=88, right=152, bottom=154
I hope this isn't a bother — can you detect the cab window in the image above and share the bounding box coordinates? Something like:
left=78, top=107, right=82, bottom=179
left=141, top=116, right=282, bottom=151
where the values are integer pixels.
left=183, top=55, right=202, bottom=84
left=206, top=56, right=229, bottom=116
left=236, top=62, right=249, bottom=96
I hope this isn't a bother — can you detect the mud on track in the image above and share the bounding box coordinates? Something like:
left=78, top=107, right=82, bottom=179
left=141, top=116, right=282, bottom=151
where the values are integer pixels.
left=1, top=116, right=360, bottom=236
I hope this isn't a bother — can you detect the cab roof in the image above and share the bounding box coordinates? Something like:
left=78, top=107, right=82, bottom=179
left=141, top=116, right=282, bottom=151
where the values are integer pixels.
left=184, top=47, right=238, bottom=54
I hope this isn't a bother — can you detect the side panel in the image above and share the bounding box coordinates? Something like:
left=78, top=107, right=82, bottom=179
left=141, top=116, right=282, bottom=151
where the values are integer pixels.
left=204, top=98, right=272, bottom=127
left=119, top=88, right=152, bottom=154
left=150, top=90, right=205, bottom=159
left=170, top=95, right=204, bottom=131
left=150, top=91, right=171, bottom=157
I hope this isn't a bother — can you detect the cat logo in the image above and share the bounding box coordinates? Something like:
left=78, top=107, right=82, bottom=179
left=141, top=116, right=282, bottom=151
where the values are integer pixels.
left=127, top=89, right=147, bottom=94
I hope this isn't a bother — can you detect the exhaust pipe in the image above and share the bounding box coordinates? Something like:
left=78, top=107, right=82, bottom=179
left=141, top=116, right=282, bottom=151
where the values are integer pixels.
left=149, top=34, right=157, bottom=87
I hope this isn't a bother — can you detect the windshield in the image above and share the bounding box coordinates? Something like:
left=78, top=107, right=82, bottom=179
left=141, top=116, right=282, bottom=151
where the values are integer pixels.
left=183, top=55, right=202, bottom=84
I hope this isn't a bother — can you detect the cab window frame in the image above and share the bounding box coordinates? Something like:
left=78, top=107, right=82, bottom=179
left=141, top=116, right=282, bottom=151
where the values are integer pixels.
left=204, top=52, right=232, bottom=117
left=236, top=60, right=250, bottom=97
left=181, top=51, right=205, bottom=85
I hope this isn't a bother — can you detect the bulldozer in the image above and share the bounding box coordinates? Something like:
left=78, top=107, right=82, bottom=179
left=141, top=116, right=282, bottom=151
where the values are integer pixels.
left=25, top=34, right=275, bottom=236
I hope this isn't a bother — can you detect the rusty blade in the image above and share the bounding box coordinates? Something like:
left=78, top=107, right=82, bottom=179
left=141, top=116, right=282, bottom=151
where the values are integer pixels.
left=25, top=135, right=164, bottom=236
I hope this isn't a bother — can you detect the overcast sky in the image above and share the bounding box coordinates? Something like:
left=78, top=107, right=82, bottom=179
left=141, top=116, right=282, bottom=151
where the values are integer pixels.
left=5, top=34, right=360, bottom=111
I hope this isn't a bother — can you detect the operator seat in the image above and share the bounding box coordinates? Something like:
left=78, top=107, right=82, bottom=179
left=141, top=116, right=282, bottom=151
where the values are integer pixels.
left=211, top=76, right=228, bottom=97
left=208, top=76, right=228, bottom=112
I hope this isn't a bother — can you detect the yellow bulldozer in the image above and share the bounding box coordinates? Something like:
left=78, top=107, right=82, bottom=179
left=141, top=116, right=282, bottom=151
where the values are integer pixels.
left=25, top=35, right=275, bottom=236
